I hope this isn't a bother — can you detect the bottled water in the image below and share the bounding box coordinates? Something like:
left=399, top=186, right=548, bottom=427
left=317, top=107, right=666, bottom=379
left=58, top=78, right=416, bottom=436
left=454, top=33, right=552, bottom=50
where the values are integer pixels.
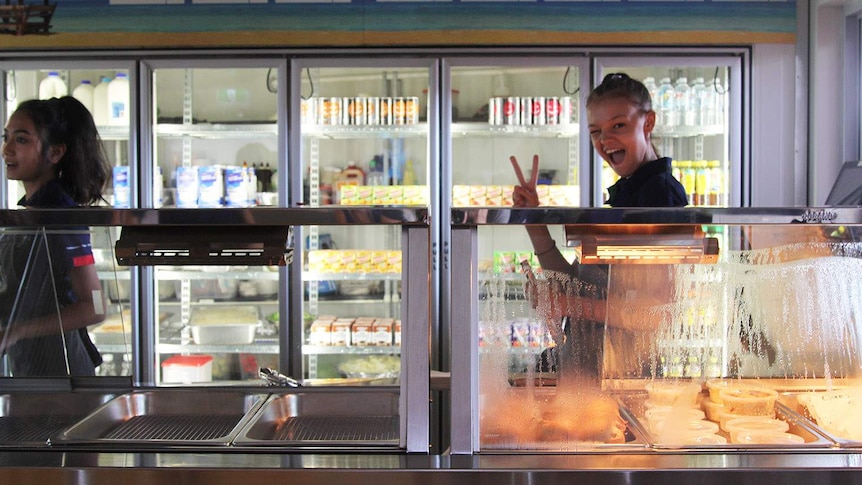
left=643, top=77, right=659, bottom=109
left=656, top=77, right=676, bottom=127
left=674, top=77, right=693, bottom=127
left=72, top=80, right=94, bottom=114
left=691, top=77, right=710, bottom=126
left=38, top=71, right=67, bottom=100
left=712, top=78, right=726, bottom=127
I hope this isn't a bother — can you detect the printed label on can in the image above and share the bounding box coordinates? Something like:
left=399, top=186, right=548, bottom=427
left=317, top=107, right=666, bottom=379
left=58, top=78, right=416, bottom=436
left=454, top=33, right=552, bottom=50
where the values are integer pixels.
left=489, top=97, right=503, bottom=125
left=328, top=97, right=342, bottom=125
left=546, top=97, right=560, bottom=125
left=520, top=96, right=533, bottom=125
left=405, top=97, right=419, bottom=125
left=532, top=97, right=546, bottom=125
left=379, top=97, right=393, bottom=125
left=392, top=97, right=406, bottom=125
left=560, top=96, right=573, bottom=125
left=367, top=97, right=380, bottom=125
left=349, top=97, right=366, bottom=125
left=503, top=97, right=520, bottom=125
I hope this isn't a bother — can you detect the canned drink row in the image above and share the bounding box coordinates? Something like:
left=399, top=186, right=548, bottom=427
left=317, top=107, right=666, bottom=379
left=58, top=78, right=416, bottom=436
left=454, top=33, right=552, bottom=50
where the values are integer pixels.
left=302, top=96, right=420, bottom=126
left=488, top=96, right=575, bottom=126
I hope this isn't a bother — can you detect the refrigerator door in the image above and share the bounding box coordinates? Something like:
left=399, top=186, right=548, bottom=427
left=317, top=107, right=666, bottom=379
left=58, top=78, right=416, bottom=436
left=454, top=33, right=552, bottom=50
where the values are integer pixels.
left=0, top=61, right=137, bottom=378
left=144, top=58, right=284, bottom=385
left=594, top=53, right=748, bottom=208
left=440, top=57, right=590, bottom=372
left=289, top=59, right=437, bottom=385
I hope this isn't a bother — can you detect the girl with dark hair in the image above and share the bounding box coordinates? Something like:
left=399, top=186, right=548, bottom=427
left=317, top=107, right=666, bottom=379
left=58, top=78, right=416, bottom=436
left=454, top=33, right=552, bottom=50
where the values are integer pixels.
left=0, top=96, right=110, bottom=376
left=509, top=73, right=688, bottom=379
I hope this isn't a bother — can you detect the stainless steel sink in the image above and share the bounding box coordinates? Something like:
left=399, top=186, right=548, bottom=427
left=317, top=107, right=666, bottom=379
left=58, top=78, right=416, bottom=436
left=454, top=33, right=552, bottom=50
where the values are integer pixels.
left=51, top=389, right=266, bottom=447
left=234, top=388, right=400, bottom=448
left=0, top=391, right=116, bottom=447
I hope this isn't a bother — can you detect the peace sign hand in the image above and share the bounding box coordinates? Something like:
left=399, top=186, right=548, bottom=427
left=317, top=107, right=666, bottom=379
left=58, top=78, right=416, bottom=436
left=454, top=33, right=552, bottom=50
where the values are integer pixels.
left=510, top=154, right=540, bottom=208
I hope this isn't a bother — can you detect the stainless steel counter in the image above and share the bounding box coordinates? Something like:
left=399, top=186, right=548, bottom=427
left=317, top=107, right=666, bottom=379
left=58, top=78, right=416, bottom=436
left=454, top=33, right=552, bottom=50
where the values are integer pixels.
left=0, top=450, right=861, bottom=484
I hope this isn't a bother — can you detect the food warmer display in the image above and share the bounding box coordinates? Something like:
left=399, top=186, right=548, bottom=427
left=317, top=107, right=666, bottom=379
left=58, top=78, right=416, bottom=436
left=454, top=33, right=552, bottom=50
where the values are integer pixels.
left=2, top=206, right=862, bottom=483
left=447, top=206, right=862, bottom=477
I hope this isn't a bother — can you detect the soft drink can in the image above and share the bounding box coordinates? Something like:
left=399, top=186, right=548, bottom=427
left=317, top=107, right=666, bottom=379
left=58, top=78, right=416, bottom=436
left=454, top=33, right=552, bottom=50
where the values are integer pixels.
left=380, top=97, right=393, bottom=125
left=520, top=96, right=532, bottom=125
left=301, top=97, right=317, bottom=126
left=489, top=97, right=503, bottom=125
left=532, top=96, right=546, bottom=125
left=349, top=97, right=366, bottom=125
left=392, top=96, right=406, bottom=125
left=317, top=97, right=330, bottom=125
left=328, top=97, right=342, bottom=125
left=503, top=96, right=520, bottom=125
left=405, top=96, right=419, bottom=125
left=366, top=97, right=380, bottom=125
left=546, top=96, right=560, bottom=125
left=560, top=96, right=573, bottom=125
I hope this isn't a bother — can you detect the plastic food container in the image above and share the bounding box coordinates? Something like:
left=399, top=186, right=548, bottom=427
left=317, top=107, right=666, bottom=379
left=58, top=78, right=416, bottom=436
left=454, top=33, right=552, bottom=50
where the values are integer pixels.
left=644, top=380, right=702, bottom=407
left=718, top=386, right=778, bottom=416
left=732, top=430, right=805, bottom=445
left=161, top=355, right=213, bottom=383
left=650, top=418, right=719, bottom=436
left=645, top=406, right=705, bottom=423
left=706, top=378, right=766, bottom=403
left=719, top=410, right=777, bottom=431
left=724, top=416, right=789, bottom=441
left=702, top=399, right=725, bottom=421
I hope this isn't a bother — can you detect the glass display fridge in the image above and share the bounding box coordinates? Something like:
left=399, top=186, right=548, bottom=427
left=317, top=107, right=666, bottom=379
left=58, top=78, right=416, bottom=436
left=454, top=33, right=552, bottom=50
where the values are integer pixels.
left=289, top=58, right=437, bottom=385
left=0, top=60, right=136, bottom=378
left=142, top=59, right=283, bottom=386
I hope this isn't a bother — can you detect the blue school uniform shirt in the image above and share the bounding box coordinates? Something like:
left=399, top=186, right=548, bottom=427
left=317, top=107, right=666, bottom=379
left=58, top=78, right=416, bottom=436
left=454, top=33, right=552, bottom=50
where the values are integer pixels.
left=605, top=157, right=688, bottom=207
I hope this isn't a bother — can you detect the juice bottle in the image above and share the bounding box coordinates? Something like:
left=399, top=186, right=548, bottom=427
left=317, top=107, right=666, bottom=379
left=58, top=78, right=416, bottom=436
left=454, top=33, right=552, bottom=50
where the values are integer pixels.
left=694, top=160, right=710, bottom=206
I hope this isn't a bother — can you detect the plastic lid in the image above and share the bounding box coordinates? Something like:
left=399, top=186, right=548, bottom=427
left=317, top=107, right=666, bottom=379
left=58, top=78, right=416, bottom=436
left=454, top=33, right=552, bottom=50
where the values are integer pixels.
left=162, top=355, right=214, bottom=367
left=48, top=71, right=59, bottom=76
left=81, top=80, right=92, bottom=85
left=116, top=72, right=128, bottom=79
left=101, top=77, right=112, bottom=82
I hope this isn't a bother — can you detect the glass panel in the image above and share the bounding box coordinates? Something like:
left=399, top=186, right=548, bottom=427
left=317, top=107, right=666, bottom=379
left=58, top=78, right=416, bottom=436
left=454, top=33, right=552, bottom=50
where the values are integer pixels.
left=450, top=64, right=581, bottom=208
left=90, top=226, right=132, bottom=377
left=4, top=68, right=131, bottom=208
left=476, top=221, right=862, bottom=450
left=151, top=66, right=280, bottom=386
left=0, top=226, right=125, bottom=378
left=299, top=66, right=429, bottom=207
left=300, top=224, right=401, bottom=384
left=596, top=64, right=731, bottom=207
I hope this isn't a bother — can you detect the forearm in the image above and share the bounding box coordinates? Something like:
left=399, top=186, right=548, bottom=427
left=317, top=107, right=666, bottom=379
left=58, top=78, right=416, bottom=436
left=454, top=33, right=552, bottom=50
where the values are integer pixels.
left=527, top=225, right=574, bottom=275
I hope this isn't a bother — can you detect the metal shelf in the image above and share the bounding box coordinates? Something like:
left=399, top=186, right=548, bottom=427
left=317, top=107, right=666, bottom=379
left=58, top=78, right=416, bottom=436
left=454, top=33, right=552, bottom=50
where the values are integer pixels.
left=451, top=122, right=578, bottom=138
left=302, top=123, right=427, bottom=139
left=156, top=269, right=280, bottom=281
left=653, top=124, right=725, bottom=138
left=302, top=345, right=401, bottom=355
left=302, top=272, right=401, bottom=281
left=155, top=123, right=277, bottom=139
left=158, top=340, right=279, bottom=354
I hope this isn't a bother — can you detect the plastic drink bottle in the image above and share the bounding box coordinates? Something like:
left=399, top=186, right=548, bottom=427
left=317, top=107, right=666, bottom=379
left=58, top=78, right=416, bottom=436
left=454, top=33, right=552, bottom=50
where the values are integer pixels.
left=656, top=77, right=676, bottom=127
left=38, top=71, right=67, bottom=100
left=674, top=77, right=693, bottom=126
left=72, top=80, right=94, bottom=114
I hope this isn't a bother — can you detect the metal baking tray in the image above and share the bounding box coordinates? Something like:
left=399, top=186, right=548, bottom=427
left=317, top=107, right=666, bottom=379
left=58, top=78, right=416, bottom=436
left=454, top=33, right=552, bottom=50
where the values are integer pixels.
left=776, top=387, right=862, bottom=447
left=0, top=391, right=116, bottom=447
left=233, top=389, right=400, bottom=449
left=51, top=390, right=266, bottom=447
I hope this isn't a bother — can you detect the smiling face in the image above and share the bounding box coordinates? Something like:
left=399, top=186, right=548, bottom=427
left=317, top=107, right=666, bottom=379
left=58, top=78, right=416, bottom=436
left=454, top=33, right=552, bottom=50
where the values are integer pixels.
left=3, top=110, right=59, bottom=198
left=587, top=97, right=657, bottom=179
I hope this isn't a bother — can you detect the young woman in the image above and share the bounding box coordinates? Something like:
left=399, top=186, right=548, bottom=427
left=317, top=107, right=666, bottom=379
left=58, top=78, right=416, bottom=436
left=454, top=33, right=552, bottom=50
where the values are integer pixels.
left=510, top=73, right=688, bottom=378
left=0, top=96, right=110, bottom=377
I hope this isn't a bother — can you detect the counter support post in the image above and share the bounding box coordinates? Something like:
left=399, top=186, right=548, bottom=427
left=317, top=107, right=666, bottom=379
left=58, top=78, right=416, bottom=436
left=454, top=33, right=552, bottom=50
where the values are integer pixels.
left=449, top=226, right=478, bottom=455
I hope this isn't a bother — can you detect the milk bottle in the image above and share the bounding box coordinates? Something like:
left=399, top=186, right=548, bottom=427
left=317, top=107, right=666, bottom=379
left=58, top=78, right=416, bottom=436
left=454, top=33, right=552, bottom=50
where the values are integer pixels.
left=72, top=80, right=94, bottom=114
left=107, top=73, right=130, bottom=125
left=112, top=166, right=130, bottom=208
left=93, top=76, right=112, bottom=126
left=38, top=71, right=67, bottom=100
